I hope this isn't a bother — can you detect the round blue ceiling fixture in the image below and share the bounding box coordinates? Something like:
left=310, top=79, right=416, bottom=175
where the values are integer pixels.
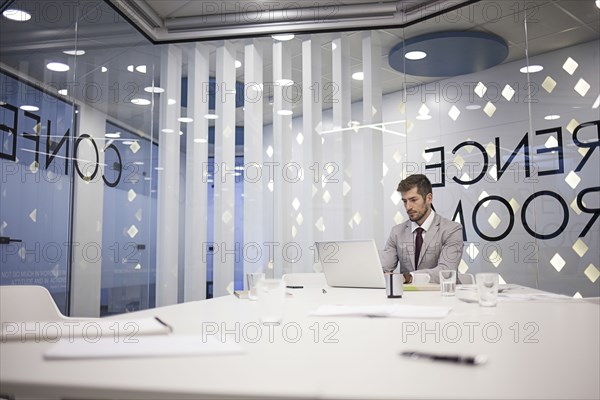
left=388, top=31, right=508, bottom=77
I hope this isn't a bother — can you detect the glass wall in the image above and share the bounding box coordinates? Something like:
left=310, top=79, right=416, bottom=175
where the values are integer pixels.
left=1, top=0, right=598, bottom=317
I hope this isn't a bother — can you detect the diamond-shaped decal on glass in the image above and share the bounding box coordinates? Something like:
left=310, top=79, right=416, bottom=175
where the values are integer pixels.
left=454, top=154, right=465, bottom=169
left=572, top=239, right=588, bottom=258
left=545, top=136, right=559, bottom=148
left=488, top=212, right=501, bottom=229
left=509, top=198, right=520, bottom=213
left=459, top=173, right=471, bottom=189
left=223, top=126, right=232, bottom=139
left=562, top=57, right=578, bottom=75
left=406, top=120, right=415, bottom=133
left=578, top=147, right=588, bottom=157
left=573, top=292, right=583, bottom=299
left=19, top=246, right=26, bottom=260
left=502, top=85, right=515, bottom=101
left=584, top=264, right=599, bottom=283
left=489, top=250, right=502, bottom=268
left=127, top=225, right=139, bottom=238
left=29, top=209, right=37, bottom=223
left=29, top=161, right=39, bottom=173
left=348, top=218, right=354, bottom=229
left=574, top=78, right=590, bottom=97
left=292, top=197, right=300, bottom=211
left=134, top=263, right=142, bottom=270
left=266, top=146, right=274, bottom=158
left=488, top=165, right=498, bottom=181
left=565, top=171, right=581, bottom=189
left=343, top=181, right=351, bottom=196
left=483, top=102, right=496, bottom=117
left=222, top=210, right=233, bottom=224
left=467, top=243, right=479, bottom=260
left=296, top=132, right=304, bottom=145
left=128, top=189, right=137, bottom=202
left=135, top=208, right=142, bottom=222
left=322, top=190, right=331, bottom=204
left=315, top=217, right=325, bottom=232
left=382, top=162, right=388, bottom=177
left=474, top=82, right=487, bottom=98
left=448, top=106, right=460, bottom=121
left=353, top=212, right=362, bottom=225
left=312, top=184, right=318, bottom=198
left=418, top=104, right=430, bottom=116
left=296, top=213, right=304, bottom=226
left=390, top=191, right=401, bottom=206
left=479, top=191, right=490, bottom=207
left=566, top=118, right=579, bottom=134
left=130, top=141, right=140, bottom=153
left=570, top=197, right=582, bottom=215
left=393, top=149, right=402, bottom=163
left=550, top=253, right=566, bottom=272
left=422, top=151, right=433, bottom=163
left=291, top=225, right=297, bottom=238
left=498, top=275, right=506, bottom=285
left=268, top=180, right=274, bottom=192
left=458, top=259, right=469, bottom=274
left=485, top=142, right=496, bottom=158
left=51, top=264, right=60, bottom=278
left=394, top=211, right=404, bottom=225
left=542, top=76, right=557, bottom=93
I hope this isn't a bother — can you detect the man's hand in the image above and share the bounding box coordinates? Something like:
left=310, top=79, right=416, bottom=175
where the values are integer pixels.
left=403, top=272, right=413, bottom=284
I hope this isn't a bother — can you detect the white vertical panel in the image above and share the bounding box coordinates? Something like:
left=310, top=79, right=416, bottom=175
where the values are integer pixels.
left=302, top=35, right=323, bottom=270
left=360, top=31, right=384, bottom=246
left=184, top=43, right=209, bottom=301
left=331, top=34, right=351, bottom=239
left=244, top=39, right=264, bottom=279
left=213, top=41, right=236, bottom=297
left=272, top=41, right=293, bottom=277
left=156, top=44, right=182, bottom=306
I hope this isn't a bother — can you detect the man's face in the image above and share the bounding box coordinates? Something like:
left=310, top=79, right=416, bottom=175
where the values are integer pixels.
left=401, top=187, right=432, bottom=225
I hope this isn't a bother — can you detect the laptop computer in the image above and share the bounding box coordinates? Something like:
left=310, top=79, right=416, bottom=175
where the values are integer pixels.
left=315, top=239, right=386, bottom=289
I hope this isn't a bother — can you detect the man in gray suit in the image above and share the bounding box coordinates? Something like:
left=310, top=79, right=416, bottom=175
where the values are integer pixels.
left=381, top=174, right=463, bottom=284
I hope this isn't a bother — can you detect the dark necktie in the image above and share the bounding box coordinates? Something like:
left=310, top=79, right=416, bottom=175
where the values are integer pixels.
left=414, top=227, right=424, bottom=270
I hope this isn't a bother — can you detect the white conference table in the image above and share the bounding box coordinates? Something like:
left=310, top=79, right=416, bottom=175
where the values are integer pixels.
left=1, top=285, right=599, bottom=400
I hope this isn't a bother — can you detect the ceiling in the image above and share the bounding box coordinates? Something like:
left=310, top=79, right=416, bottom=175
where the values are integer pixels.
left=0, top=0, right=599, bottom=134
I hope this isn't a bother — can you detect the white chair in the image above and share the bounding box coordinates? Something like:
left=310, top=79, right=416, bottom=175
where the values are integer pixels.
left=0, top=285, right=66, bottom=323
left=282, top=273, right=327, bottom=288
left=458, top=273, right=475, bottom=284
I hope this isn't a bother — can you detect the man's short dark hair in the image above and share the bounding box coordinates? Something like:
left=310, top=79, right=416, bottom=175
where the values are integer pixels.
left=397, top=174, right=432, bottom=199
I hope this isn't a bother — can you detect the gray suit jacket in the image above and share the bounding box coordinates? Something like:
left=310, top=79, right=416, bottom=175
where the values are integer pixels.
left=381, top=213, right=464, bottom=283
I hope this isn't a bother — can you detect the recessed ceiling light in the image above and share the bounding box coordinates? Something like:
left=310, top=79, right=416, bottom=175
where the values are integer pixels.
left=352, top=72, right=364, bottom=81
left=179, top=131, right=184, bottom=136
left=144, top=86, right=164, bottom=93
left=131, top=98, right=151, bottom=105
left=596, top=0, right=600, bottom=9
left=272, top=34, right=295, bottom=41
left=168, top=98, right=177, bottom=105
left=20, top=105, right=39, bottom=112
left=544, top=115, right=560, bottom=120
left=235, top=60, right=242, bottom=68
left=520, top=65, right=543, bottom=73
left=405, top=51, right=427, bottom=60
left=204, top=114, right=219, bottom=120
left=46, top=62, right=69, bottom=72
left=105, top=132, right=121, bottom=138
left=101, top=66, right=108, bottom=72
left=276, top=79, right=294, bottom=86
left=466, top=105, right=482, bottom=110
left=277, top=110, right=293, bottom=116
left=58, top=89, right=68, bottom=96
left=178, top=117, right=194, bottom=123
left=2, top=9, right=31, bottom=22
left=136, top=65, right=147, bottom=74
left=416, top=114, right=432, bottom=120
left=127, top=65, right=134, bottom=72
left=331, top=42, right=337, bottom=50
left=63, top=50, right=85, bottom=56
left=122, top=140, right=137, bottom=145
left=161, top=128, right=174, bottom=133
left=194, top=138, right=208, bottom=143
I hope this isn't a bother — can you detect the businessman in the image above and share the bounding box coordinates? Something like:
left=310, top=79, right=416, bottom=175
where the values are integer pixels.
left=381, top=174, right=464, bottom=283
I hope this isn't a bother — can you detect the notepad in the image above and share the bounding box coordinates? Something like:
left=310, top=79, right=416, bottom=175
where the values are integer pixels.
left=43, top=334, right=245, bottom=360
left=309, top=304, right=451, bottom=319
left=403, top=284, right=441, bottom=291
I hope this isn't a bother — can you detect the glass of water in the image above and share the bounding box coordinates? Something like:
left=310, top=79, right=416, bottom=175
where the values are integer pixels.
left=476, top=273, right=499, bottom=307
left=439, top=270, right=456, bottom=296
left=256, top=279, right=286, bottom=323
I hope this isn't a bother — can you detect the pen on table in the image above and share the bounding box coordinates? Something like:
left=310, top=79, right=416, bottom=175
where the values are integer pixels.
left=400, top=351, right=487, bottom=365
left=322, top=289, right=327, bottom=294
left=154, top=316, right=173, bottom=333
left=286, top=285, right=304, bottom=289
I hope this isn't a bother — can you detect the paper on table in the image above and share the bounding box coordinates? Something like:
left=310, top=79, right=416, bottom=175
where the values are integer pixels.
left=309, top=304, right=451, bottom=319
left=44, top=334, right=245, bottom=360
left=1, top=317, right=171, bottom=342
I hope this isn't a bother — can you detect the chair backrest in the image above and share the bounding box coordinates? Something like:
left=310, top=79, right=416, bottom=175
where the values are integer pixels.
left=0, top=285, right=65, bottom=323
left=282, top=273, right=327, bottom=288
left=458, top=273, right=475, bottom=284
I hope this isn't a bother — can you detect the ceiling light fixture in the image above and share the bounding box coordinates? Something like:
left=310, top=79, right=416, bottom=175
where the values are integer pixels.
left=46, top=62, right=69, bottom=72
left=168, top=98, right=177, bottom=105
left=20, top=105, right=39, bottom=112
left=101, top=66, right=108, bottom=72
left=277, top=110, right=293, bottom=116
left=178, top=117, right=194, bottom=123
left=204, top=114, right=219, bottom=120
left=136, top=65, right=147, bottom=73
left=272, top=34, right=295, bottom=41
left=194, top=138, right=208, bottom=143
left=127, top=65, right=134, bottom=72
left=131, top=98, right=151, bottom=105
left=405, top=51, right=427, bottom=60
left=466, top=105, right=482, bottom=110
left=352, top=72, right=364, bottom=81
left=58, top=89, right=68, bottom=96
left=544, top=115, right=560, bottom=120
left=596, top=0, right=600, bottom=9
left=331, top=42, right=337, bottom=50
left=276, top=79, right=294, bottom=86
left=105, top=132, right=121, bottom=138
left=2, top=9, right=31, bottom=21
left=161, top=129, right=174, bottom=133
left=416, top=115, right=432, bottom=120
left=144, top=86, right=165, bottom=93
left=63, top=50, right=85, bottom=56
left=235, top=60, right=242, bottom=68
left=520, top=65, right=543, bottom=73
